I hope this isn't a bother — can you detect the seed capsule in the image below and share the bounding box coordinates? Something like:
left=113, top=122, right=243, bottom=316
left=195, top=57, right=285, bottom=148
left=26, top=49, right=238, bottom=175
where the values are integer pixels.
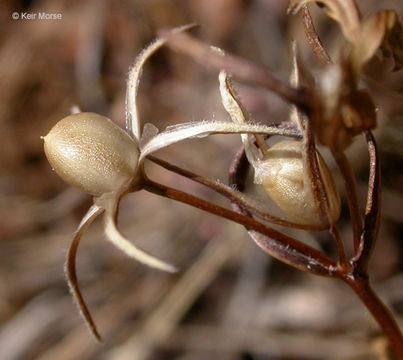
left=261, top=141, right=341, bottom=227
left=43, top=112, right=139, bottom=197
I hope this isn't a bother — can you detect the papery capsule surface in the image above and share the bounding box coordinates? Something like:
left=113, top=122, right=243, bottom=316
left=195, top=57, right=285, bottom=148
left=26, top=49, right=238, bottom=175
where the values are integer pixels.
left=43, top=112, right=139, bottom=196
left=261, top=141, right=341, bottom=227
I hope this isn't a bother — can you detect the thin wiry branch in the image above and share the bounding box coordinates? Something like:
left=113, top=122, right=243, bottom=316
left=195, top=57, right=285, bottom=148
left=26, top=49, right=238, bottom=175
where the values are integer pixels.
left=144, top=176, right=335, bottom=276
left=158, top=29, right=312, bottom=115
left=147, top=155, right=325, bottom=231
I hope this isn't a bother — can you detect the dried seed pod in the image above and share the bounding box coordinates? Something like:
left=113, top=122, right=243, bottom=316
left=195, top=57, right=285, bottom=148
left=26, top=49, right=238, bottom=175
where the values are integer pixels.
left=43, top=111, right=174, bottom=343
left=261, top=140, right=341, bottom=227
left=43, top=112, right=139, bottom=197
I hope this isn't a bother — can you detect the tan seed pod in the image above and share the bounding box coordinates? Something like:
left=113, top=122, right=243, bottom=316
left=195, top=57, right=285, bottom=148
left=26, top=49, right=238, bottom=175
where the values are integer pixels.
left=261, top=140, right=341, bottom=227
left=43, top=112, right=139, bottom=197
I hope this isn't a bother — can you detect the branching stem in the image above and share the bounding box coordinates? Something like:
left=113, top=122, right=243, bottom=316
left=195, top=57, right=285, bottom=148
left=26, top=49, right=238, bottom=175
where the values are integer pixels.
left=147, top=155, right=324, bottom=231
left=143, top=176, right=335, bottom=276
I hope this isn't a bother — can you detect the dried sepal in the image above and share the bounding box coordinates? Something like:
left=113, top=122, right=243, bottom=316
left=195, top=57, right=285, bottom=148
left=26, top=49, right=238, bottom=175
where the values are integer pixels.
left=126, top=24, right=197, bottom=141
left=64, top=194, right=176, bottom=344
left=97, top=194, right=177, bottom=273
left=247, top=230, right=334, bottom=276
left=301, top=5, right=332, bottom=66
left=351, top=131, right=381, bottom=275
left=290, top=2, right=403, bottom=72
left=65, top=204, right=105, bottom=342
left=288, top=0, right=361, bottom=44
left=126, top=38, right=165, bottom=142
left=139, top=123, right=159, bottom=149
left=289, top=41, right=314, bottom=131
left=139, top=120, right=298, bottom=164
left=218, top=71, right=262, bottom=166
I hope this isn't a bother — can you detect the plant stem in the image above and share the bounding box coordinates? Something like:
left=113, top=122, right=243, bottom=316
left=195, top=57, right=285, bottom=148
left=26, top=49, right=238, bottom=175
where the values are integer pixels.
left=143, top=177, right=335, bottom=276
left=147, top=155, right=323, bottom=231
left=159, top=29, right=312, bottom=115
left=229, top=143, right=401, bottom=357
left=343, top=276, right=403, bottom=358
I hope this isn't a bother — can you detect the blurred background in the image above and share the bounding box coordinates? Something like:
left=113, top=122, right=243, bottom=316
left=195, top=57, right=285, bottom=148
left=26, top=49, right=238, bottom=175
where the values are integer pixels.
left=0, top=0, right=402, bottom=359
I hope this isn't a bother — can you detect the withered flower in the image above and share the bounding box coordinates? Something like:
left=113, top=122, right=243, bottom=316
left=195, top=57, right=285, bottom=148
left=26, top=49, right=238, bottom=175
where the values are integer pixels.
left=289, top=0, right=403, bottom=150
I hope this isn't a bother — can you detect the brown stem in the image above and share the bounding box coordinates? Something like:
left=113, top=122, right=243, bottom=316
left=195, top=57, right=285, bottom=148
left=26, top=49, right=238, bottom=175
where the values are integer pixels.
left=147, top=155, right=324, bottom=231
left=158, top=29, right=312, bottom=115
left=230, top=145, right=402, bottom=356
left=143, top=177, right=335, bottom=276
left=343, top=276, right=403, bottom=358
left=332, top=149, right=362, bottom=252
left=302, top=5, right=332, bottom=66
